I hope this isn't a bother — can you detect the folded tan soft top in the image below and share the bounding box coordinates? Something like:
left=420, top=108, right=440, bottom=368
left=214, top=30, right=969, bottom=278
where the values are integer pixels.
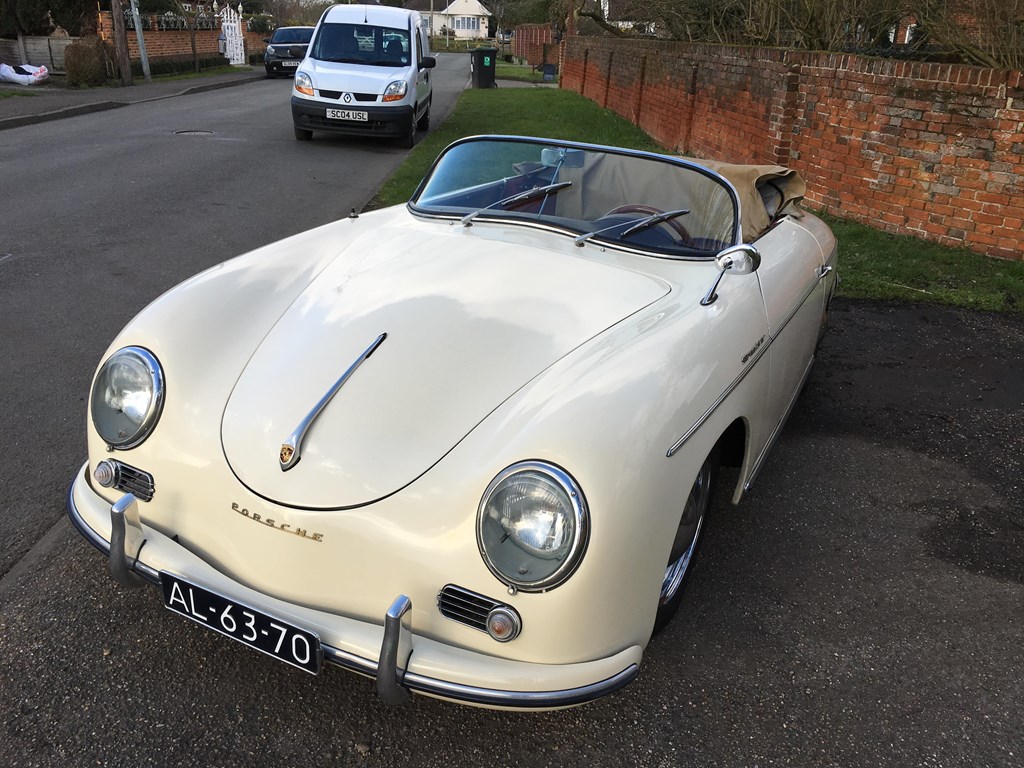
left=686, top=160, right=807, bottom=242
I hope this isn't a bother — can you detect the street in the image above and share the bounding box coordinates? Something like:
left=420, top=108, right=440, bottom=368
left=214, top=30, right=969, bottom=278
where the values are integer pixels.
left=1, top=57, right=1023, bottom=767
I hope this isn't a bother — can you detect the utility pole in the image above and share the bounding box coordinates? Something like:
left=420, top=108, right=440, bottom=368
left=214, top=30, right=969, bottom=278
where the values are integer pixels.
left=128, top=0, right=151, bottom=82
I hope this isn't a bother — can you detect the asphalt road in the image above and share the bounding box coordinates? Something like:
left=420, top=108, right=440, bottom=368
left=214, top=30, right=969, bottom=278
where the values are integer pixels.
left=2, top=58, right=1023, bottom=767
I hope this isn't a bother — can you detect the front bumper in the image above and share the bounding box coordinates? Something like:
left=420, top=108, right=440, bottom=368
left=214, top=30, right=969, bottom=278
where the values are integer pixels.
left=291, top=95, right=413, bottom=138
left=67, top=463, right=640, bottom=709
left=265, top=59, right=301, bottom=76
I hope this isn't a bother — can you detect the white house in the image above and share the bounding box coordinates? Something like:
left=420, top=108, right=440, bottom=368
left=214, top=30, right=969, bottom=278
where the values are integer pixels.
left=404, top=0, right=492, bottom=39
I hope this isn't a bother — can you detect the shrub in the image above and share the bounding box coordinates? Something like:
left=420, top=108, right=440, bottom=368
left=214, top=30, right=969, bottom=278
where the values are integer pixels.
left=130, top=53, right=230, bottom=77
left=246, top=15, right=272, bottom=34
left=64, top=36, right=110, bottom=87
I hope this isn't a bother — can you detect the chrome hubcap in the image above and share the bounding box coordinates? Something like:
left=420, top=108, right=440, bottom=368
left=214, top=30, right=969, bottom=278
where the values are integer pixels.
left=660, top=460, right=711, bottom=604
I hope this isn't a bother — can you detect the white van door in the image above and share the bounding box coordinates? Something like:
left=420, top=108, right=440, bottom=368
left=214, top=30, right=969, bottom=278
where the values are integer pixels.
left=415, top=24, right=432, bottom=112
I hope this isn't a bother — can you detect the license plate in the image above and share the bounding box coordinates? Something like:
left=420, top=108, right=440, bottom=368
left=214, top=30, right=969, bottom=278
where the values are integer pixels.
left=160, top=572, right=322, bottom=674
left=326, top=108, right=367, bottom=122
left=282, top=61, right=298, bottom=67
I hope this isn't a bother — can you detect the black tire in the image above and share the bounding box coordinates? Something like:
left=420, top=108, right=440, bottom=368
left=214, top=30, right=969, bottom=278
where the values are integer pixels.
left=652, top=447, right=719, bottom=634
left=294, top=125, right=312, bottom=141
left=399, top=118, right=415, bottom=149
left=416, top=101, right=430, bottom=132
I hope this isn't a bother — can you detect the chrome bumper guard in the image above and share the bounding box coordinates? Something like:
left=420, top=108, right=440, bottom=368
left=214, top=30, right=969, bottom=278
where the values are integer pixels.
left=67, top=483, right=639, bottom=708
left=109, top=493, right=147, bottom=588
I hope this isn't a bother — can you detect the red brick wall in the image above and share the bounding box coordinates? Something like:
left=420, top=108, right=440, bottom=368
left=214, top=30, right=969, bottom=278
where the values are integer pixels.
left=97, top=11, right=266, bottom=60
left=561, top=36, right=1024, bottom=261
left=512, top=24, right=554, bottom=67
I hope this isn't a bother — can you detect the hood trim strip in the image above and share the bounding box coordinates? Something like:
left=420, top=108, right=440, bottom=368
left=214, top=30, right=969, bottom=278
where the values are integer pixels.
left=279, top=332, right=388, bottom=471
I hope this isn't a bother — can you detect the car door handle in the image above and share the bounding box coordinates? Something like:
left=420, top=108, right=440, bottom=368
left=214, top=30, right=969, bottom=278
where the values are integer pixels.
left=816, top=265, right=833, bottom=281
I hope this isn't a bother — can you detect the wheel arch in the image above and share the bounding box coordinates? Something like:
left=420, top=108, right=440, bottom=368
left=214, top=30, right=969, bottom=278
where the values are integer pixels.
left=711, top=416, right=752, bottom=505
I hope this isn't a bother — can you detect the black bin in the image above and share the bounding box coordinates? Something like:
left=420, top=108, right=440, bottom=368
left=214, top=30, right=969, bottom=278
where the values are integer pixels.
left=470, top=47, right=498, bottom=88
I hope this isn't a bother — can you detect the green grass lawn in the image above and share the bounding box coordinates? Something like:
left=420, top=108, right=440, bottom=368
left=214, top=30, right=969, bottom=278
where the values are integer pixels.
left=371, top=87, right=1024, bottom=313
left=495, top=61, right=548, bottom=83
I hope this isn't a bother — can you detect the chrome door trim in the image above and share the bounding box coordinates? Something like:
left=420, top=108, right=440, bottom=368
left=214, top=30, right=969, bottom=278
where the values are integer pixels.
left=666, top=270, right=823, bottom=458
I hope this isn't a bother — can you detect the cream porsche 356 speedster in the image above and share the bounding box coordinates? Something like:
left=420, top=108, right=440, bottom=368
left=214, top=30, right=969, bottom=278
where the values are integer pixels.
left=67, top=135, right=837, bottom=709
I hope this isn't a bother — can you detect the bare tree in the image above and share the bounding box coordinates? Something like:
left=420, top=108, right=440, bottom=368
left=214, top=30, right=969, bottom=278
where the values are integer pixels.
left=109, top=0, right=134, bottom=84
left=170, top=0, right=213, bottom=73
left=912, top=0, right=1024, bottom=69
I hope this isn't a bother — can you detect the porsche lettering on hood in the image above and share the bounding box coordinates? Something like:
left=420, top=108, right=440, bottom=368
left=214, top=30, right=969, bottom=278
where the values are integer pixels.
left=220, top=223, right=669, bottom=509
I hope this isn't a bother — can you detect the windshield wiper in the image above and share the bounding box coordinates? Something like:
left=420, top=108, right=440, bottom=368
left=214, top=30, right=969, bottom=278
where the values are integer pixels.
left=461, top=181, right=573, bottom=227
left=574, top=208, right=691, bottom=247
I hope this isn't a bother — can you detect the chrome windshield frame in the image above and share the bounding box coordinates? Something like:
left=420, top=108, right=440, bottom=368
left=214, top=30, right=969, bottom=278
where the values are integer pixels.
left=407, top=135, right=743, bottom=256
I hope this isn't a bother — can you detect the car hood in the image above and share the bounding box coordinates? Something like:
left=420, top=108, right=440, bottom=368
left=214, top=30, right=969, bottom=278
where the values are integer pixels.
left=306, top=59, right=409, bottom=95
left=220, top=220, right=670, bottom=509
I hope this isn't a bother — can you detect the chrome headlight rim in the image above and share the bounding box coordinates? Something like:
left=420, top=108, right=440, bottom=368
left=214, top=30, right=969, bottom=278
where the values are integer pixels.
left=476, top=460, right=589, bottom=593
left=90, top=345, right=165, bottom=450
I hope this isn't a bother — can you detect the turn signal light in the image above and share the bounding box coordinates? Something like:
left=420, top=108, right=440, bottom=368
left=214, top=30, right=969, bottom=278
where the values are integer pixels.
left=485, top=607, right=522, bottom=642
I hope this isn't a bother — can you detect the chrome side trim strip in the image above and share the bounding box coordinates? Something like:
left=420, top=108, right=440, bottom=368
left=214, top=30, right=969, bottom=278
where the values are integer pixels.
left=666, top=339, right=770, bottom=457
left=279, top=332, right=387, bottom=471
left=667, top=274, right=823, bottom=457
left=743, top=354, right=815, bottom=492
left=66, top=479, right=638, bottom=708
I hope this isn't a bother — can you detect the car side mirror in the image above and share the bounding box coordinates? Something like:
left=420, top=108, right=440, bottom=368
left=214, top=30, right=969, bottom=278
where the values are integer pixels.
left=263, top=37, right=270, bottom=43
left=420, top=56, right=436, bottom=69
left=701, top=244, right=761, bottom=306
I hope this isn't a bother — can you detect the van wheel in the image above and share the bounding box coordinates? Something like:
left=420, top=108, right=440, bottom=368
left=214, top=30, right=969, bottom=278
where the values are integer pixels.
left=416, top=102, right=430, bottom=131
left=294, top=126, right=312, bottom=141
left=400, top=119, right=415, bottom=149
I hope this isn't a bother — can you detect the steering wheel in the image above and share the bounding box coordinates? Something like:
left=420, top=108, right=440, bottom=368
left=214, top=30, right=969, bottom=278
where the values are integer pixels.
left=603, top=204, right=691, bottom=242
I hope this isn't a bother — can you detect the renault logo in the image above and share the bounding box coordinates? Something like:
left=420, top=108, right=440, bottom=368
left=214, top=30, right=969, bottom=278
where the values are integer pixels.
left=343, top=92, right=352, bottom=104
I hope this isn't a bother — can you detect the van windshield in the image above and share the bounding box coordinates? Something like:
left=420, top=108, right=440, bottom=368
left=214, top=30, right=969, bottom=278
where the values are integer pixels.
left=310, top=23, right=411, bottom=67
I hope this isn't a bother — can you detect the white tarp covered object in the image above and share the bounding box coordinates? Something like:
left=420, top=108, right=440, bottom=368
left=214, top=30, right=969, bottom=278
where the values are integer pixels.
left=0, top=63, right=49, bottom=85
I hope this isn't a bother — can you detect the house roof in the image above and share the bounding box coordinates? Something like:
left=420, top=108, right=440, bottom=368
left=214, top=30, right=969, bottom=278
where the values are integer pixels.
left=403, top=0, right=491, bottom=15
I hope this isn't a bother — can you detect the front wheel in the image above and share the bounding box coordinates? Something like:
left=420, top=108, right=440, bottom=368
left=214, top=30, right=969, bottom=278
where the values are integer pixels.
left=416, top=101, right=431, bottom=131
left=399, top=118, right=415, bottom=149
left=653, top=449, right=719, bottom=633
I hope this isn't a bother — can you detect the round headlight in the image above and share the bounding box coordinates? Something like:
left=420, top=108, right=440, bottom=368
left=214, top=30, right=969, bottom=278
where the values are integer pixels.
left=477, top=461, right=589, bottom=592
left=90, top=346, right=164, bottom=449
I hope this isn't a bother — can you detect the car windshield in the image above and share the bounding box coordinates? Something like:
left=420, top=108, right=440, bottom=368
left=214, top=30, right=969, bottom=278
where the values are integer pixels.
left=411, top=137, right=739, bottom=257
left=310, top=23, right=411, bottom=66
left=270, top=28, right=313, bottom=44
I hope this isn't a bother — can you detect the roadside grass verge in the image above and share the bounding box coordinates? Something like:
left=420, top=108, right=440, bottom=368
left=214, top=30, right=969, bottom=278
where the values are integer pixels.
left=370, top=87, right=1024, bottom=313
left=0, top=89, right=37, bottom=99
left=820, top=213, right=1024, bottom=313
left=148, top=65, right=248, bottom=82
left=495, top=61, right=547, bottom=83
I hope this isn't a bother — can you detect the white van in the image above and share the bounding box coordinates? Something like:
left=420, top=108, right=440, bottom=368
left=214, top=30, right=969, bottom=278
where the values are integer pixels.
left=291, top=4, right=435, bottom=146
